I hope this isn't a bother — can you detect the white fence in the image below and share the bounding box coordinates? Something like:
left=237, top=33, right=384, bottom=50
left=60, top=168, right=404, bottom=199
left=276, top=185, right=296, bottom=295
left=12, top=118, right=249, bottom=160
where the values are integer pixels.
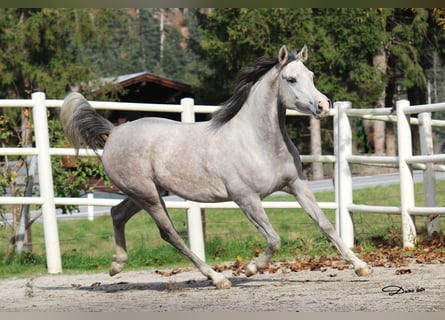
left=1, top=92, right=445, bottom=274
left=335, top=100, right=445, bottom=249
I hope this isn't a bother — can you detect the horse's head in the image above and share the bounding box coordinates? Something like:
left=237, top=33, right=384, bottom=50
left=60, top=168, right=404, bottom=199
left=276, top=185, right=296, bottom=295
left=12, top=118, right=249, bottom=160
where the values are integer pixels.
left=277, top=45, right=331, bottom=119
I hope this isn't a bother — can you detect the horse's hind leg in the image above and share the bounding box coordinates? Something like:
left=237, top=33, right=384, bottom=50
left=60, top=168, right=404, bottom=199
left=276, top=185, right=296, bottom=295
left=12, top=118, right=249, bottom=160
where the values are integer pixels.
left=109, top=197, right=141, bottom=276
left=138, top=190, right=232, bottom=289
left=235, top=196, right=281, bottom=277
left=287, top=178, right=372, bottom=276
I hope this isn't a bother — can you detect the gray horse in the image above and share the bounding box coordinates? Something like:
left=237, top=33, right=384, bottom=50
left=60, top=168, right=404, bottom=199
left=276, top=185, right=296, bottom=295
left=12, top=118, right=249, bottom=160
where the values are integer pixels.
left=61, top=45, right=371, bottom=289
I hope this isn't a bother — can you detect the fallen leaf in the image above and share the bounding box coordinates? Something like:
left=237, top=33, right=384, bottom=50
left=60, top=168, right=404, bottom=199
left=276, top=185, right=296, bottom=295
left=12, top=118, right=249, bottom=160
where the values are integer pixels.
left=395, top=268, right=411, bottom=275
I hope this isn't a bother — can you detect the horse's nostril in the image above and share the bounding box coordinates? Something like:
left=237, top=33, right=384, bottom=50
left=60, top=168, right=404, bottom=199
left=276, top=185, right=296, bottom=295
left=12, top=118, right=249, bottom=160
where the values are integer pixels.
left=317, top=98, right=330, bottom=110
left=328, top=99, right=333, bottom=108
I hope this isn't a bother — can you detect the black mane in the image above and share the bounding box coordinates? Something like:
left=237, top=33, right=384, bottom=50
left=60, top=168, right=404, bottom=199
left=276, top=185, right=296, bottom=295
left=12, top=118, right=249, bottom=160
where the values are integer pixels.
left=211, top=53, right=297, bottom=128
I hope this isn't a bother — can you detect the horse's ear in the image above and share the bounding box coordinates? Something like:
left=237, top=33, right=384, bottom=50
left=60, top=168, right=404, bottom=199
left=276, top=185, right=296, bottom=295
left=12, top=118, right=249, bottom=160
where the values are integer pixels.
left=297, top=45, right=308, bottom=62
left=278, top=45, right=288, bottom=65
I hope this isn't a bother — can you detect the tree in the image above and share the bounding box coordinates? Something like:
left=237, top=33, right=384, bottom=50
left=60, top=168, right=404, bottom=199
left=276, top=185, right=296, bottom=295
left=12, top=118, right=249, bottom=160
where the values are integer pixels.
left=0, top=8, right=122, bottom=258
left=191, top=8, right=317, bottom=102
left=84, top=8, right=160, bottom=78
left=375, top=8, right=445, bottom=155
left=312, top=8, right=445, bottom=155
left=0, top=9, right=110, bottom=99
left=81, top=8, right=200, bottom=85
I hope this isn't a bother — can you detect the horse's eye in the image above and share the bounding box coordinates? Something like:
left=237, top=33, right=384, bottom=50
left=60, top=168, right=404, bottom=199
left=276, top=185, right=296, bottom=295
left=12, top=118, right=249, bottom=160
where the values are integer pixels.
left=287, top=77, right=297, bottom=84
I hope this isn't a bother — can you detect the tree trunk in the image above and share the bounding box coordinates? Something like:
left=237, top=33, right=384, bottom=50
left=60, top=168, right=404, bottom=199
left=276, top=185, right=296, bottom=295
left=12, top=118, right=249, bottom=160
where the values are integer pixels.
left=310, top=116, right=324, bottom=180
left=373, top=121, right=386, bottom=155
left=16, top=108, right=34, bottom=254
left=372, top=46, right=387, bottom=156
left=4, top=168, right=21, bottom=261
left=17, top=156, right=37, bottom=254
left=386, top=122, right=396, bottom=157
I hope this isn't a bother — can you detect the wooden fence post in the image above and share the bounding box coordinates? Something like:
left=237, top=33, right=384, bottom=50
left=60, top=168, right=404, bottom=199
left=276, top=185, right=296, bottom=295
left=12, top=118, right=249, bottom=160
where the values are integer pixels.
left=396, top=99, right=417, bottom=247
left=181, top=98, right=206, bottom=261
left=32, top=92, right=62, bottom=273
left=334, top=101, right=354, bottom=248
left=418, top=112, right=440, bottom=235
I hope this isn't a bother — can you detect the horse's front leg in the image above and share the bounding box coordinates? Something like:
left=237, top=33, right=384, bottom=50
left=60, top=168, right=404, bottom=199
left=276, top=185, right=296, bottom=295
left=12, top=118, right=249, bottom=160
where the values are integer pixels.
left=287, top=178, right=372, bottom=276
left=109, top=197, right=141, bottom=276
left=236, top=196, right=281, bottom=277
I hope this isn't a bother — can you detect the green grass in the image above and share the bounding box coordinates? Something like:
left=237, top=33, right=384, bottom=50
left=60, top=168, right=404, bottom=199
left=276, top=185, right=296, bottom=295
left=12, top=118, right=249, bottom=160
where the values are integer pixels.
left=1, top=180, right=445, bottom=278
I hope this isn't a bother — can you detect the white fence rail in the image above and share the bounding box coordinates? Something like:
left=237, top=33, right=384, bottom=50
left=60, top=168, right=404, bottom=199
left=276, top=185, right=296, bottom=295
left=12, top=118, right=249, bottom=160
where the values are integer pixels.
left=1, top=93, right=445, bottom=274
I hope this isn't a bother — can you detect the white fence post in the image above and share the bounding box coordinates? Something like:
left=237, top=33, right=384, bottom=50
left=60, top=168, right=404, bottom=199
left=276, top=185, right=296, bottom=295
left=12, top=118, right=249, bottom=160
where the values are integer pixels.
left=418, top=112, right=439, bottom=235
left=87, top=192, right=95, bottom=221
left=32, top=92, right=62, bottom=273
left=186, top=202, right=206, bottom=261
left=181, top=97, right=195, bottom=123
left=334, top=101, right=354, bottom=248
left=181, top=98, right=206, bottom=261
left=396, top=99, right=417, bottom=247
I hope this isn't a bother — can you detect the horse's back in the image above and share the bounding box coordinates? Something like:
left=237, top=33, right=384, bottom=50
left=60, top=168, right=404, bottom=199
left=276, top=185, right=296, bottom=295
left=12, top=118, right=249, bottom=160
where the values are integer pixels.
left=101, top=117, right=230, bottom=201
left=107, top=117, right=208, bottom=147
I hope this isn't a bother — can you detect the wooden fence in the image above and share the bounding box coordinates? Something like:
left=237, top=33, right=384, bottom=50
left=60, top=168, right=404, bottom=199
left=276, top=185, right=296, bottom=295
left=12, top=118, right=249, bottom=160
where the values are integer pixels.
left=1, top=92, right=445, bottom=274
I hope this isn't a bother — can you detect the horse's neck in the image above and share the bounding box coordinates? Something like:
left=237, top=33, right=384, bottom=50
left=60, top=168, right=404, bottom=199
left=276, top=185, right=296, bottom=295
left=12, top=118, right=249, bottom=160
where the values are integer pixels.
left=236, top=75, right=287, bottom=144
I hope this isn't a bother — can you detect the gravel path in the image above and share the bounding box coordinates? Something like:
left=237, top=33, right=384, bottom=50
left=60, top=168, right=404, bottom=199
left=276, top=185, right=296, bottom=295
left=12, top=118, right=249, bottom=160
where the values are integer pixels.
left=0, top=263, right=444, bottom=312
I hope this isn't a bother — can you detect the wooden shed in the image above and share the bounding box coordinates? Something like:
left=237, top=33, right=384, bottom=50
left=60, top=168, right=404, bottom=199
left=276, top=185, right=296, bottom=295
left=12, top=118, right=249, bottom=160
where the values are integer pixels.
left=104, top=72, right=198, bottom=124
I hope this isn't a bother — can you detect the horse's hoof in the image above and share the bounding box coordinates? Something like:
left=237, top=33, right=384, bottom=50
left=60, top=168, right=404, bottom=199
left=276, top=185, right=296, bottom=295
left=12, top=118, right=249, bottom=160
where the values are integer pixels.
left=215, top=278, right=232, bottom=289
left=245, top=263, right=258, bottom=277
left=355, top=265, right=372, bottom=277
left=109, top=261, right=123, bottom=276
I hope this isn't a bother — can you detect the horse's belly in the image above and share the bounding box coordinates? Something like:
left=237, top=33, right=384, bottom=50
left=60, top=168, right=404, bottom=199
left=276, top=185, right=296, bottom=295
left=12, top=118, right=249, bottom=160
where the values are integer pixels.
left=155, top=169, right=230, bottom=202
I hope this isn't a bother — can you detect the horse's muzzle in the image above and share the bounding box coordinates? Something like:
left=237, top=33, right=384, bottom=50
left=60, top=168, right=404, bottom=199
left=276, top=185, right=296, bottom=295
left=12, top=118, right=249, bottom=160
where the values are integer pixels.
left=315, top=98, right=331, bottom=119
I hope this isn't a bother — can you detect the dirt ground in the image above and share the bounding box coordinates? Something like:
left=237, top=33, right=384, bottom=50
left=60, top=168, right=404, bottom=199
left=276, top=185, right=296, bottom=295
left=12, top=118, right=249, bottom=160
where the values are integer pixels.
left=0, top=262, right=444, bottom=312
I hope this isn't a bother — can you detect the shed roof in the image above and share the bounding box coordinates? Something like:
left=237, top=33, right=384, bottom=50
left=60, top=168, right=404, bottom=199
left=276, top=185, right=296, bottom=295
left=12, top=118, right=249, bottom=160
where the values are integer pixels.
left=112, top=72, right=192, bottom=92
left=103, top=71, right=193, bottom=104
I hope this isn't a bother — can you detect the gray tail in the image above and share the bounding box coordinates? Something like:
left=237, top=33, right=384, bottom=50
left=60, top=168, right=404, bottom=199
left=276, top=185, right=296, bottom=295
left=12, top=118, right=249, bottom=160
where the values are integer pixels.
left=60, top=92, right=114, bottom=152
